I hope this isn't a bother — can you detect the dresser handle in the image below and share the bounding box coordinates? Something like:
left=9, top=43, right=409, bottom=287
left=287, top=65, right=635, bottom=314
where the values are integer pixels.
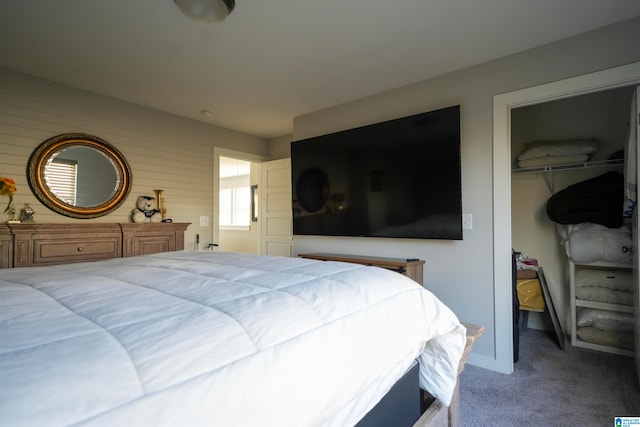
left=77, top=246, right=84, bottom=252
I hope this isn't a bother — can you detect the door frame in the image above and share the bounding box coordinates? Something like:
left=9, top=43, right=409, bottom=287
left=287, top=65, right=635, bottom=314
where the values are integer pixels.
left=493, top=61, right=640, bottom=374
left=213, top=147, right=267, bottom=252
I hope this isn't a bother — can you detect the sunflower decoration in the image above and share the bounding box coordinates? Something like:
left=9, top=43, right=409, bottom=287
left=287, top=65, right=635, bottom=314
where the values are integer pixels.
left=0, top=177, right=17, bottom=212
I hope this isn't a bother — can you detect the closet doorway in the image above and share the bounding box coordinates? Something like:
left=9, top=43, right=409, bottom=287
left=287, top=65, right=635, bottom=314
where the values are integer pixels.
left=511, top=86, right=635, bottom=335
left=493, top=61, right=640, bottom=374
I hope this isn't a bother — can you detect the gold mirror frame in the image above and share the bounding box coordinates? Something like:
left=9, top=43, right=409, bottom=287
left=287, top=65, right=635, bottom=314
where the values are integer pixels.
left=28, top=133, right=132, bottom=219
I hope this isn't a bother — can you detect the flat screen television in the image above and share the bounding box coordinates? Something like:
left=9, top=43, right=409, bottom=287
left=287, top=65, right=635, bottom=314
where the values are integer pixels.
left=291, top=105, right=462, bottom=240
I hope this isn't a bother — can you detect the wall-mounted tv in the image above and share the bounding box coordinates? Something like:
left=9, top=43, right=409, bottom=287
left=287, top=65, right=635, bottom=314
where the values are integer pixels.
left=291, top=105, right=462, bottom=240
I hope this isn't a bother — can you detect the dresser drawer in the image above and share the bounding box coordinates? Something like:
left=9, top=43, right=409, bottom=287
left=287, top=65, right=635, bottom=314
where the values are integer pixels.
left=6, top=223, right=189, bottom=268
left=33, top=237, right=121, bottom=265
left=135, top=236, right=172, bottom=255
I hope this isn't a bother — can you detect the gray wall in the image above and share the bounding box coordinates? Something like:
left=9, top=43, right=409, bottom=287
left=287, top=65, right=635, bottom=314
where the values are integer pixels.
left=292, top=17, right=640, bottom=372
left=268, top=134, right=293, bottom=160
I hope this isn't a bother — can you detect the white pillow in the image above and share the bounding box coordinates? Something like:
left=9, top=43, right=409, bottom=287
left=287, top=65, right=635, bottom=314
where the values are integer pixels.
left=518, top=139, right=598, bottom=160
left=577, top=308, right=634, bottom=332
left=518, top=154, right=588, bottom=168
left=565, top=223, right=633, bottom=265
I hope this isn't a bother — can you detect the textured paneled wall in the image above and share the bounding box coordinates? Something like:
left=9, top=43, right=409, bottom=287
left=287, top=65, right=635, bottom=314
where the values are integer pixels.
left=0, top=68, right=268, bottom=248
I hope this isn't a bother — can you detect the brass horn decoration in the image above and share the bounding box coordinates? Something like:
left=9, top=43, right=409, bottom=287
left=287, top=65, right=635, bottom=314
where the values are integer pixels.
left=154, top=189, right=167, bottom=221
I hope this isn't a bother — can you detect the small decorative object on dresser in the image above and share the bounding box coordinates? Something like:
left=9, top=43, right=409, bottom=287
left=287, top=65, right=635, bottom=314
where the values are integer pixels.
left=154, top=189, right=168, bottom=221
left=20, top=204, right=35, bottom=223
left=132, top=195, right=163, bottom=223
left=6, top=206, right=21, bottom=224
left=1, top=176, right=18, bottom=223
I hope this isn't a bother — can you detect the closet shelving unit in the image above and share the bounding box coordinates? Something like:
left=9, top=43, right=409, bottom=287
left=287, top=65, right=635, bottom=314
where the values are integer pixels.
left=511, top=158, right=624, bottom=175
left=512, top=159, right=624, bottom=193
left=569, top=260, right=634, bottom=357
left=512, top=158, right=633, bottom=357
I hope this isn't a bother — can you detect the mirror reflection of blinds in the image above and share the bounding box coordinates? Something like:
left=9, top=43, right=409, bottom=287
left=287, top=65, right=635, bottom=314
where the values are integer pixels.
left=45, top=159, right=77, bottom=205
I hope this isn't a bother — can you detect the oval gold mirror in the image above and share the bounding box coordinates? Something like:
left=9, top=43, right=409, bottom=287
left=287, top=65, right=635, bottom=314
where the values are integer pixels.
left=28, top=133, right=132, bottom=219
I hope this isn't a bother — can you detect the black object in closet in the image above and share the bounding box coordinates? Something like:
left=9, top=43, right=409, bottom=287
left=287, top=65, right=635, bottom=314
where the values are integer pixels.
left=512, top=250, right=520, bottom=363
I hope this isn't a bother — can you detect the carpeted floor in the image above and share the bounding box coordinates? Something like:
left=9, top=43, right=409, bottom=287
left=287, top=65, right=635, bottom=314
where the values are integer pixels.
left=460, top=329, right=640, bottom=426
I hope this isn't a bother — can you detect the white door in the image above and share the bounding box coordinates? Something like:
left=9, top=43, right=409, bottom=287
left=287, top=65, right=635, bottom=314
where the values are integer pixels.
left=260, top=158, right=292, bottom=257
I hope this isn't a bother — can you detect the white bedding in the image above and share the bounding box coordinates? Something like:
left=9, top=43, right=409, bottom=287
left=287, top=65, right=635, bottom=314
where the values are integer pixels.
left=575, top=267, right=633, bottom=291
left=517, top=153, right=589, bottom=168
left=576, top=308, right=634, bottom=333
left=575, top=286, right=633, bottom=306
left=561, top=223, right=633, bottom=265
left=517, top=138, right=598, bottom=160
left=0, top=251, right=466, bottom=427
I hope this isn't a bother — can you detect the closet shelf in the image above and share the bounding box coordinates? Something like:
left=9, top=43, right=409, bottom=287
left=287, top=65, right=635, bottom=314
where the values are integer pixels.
left=574, top=338, right=634, bottom=358
left=569, top=261, right=634, bottom=357
left=512, top=158, right=623, bottom=174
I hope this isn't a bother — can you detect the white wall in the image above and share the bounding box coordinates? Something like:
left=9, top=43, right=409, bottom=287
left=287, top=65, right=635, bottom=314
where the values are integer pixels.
left=0, top=68, right=269, bottom=249
left=292, top=17, right=640, bottom=372
left=219, top=226, right=258, bottom=253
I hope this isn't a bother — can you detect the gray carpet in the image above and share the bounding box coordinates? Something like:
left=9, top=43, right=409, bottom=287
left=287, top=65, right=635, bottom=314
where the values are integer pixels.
left=460, top=329, right=640, bottom=426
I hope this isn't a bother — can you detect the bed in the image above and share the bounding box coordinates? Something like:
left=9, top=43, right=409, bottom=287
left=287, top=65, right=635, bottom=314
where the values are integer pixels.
left=0, top=250, right=467, bottom=427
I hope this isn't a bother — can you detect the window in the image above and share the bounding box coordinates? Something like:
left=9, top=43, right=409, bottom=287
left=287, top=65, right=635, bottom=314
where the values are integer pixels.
left=44, top=159, right=77, bottom=205
left=219, top=186, right=250, bottom=227
left=219, top=157, right=252, bottom=229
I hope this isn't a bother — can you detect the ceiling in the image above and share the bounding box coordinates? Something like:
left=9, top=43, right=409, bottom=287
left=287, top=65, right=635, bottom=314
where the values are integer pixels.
left=220, top=156, right=251, bottom=178
left=1, top=1, right=639, bottom=139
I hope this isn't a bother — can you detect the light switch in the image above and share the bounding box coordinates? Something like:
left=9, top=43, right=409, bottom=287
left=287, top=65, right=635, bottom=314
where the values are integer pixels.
left=200, top=216, right=210, bottom=226
left=462, top=213, right=472, bottom=230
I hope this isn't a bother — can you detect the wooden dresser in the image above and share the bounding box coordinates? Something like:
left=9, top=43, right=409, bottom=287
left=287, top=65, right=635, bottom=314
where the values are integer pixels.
left=0, top=222, right=189, bottom=268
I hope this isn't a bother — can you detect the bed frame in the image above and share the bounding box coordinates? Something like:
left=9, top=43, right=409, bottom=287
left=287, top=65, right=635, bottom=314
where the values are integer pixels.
left=358, top=323, right=484, bottom=427
left=417, top=323, right=483, bottom=427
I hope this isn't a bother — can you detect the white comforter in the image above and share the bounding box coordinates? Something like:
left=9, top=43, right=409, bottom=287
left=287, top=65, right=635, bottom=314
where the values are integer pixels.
left=0, top=251, right=466, bottom=427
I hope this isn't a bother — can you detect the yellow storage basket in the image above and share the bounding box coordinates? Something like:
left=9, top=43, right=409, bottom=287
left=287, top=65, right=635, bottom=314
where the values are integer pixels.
left=517, top=278, right=545, bottom=312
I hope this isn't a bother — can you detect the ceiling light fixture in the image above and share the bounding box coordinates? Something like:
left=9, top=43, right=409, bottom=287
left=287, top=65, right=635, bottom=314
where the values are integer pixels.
left=173, top=0, right=235, bottom=23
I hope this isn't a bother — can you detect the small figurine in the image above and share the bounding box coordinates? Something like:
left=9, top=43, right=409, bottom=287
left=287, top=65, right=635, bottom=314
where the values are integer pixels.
left=20, top=204, right=35, bottom=223
left=7, top=205, right=21, bottom=224
left=132, top=196, right=162, bottom=223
